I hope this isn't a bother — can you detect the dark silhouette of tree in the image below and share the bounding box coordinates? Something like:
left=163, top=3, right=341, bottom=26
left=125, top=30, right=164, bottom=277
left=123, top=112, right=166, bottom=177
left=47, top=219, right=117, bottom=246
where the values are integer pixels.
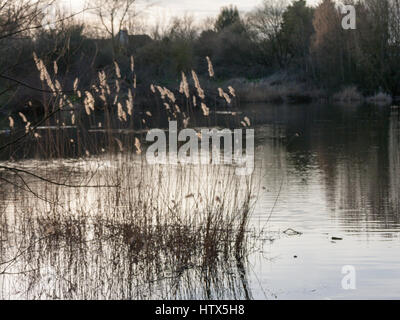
left=247, top=0, right=288, bottom=68
left=280, top=0, right=314, bottom=70
left=214, top=5, right=243, bottom=33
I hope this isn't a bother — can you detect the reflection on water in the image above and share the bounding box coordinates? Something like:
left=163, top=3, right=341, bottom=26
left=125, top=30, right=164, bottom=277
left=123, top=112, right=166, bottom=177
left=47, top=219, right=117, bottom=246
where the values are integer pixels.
left=389, top=112, right=400, bottom=215
left=1, top=105, right=260, bottom=299
left=1, top=103, right=400, bottom=299
left=0, top=158, right=255, bottom=299
left=249, top=104, right=400, bottom=299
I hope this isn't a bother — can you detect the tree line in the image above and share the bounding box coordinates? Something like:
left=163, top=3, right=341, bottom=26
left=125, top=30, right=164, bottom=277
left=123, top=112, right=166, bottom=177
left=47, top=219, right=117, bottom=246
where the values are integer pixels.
left=1, top=0, right=400, bottom=114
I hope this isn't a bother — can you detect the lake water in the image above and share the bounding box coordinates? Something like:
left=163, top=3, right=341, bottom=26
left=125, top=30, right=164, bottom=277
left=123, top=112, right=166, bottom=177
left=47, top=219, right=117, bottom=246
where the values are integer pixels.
left=248, top=103, right=400, bottom=299
left=1, top=103, right=399, bottom=299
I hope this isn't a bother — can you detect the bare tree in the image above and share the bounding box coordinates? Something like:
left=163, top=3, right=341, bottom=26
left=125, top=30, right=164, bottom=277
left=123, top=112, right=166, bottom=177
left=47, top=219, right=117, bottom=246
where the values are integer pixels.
left=0, top=0, right=53, bottom=40
left=0, top=0, right=90, bottom=90
left=0, top=1, right=95, bottom=189
left=247, top=0, right=289, bottom=67
left=167, top=14, right=197, bottom=41
left=389, top=0, right=400, bottom=45
left=90, top=0, right=141, bottom=55
left=247, top=0, right=286, bottom=40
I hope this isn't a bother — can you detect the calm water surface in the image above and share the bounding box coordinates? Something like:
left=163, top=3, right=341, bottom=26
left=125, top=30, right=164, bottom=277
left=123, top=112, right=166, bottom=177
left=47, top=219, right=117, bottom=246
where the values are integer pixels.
left=248, top=103, right=400, bottom=299
left=1, top=103, right=399, bottom=299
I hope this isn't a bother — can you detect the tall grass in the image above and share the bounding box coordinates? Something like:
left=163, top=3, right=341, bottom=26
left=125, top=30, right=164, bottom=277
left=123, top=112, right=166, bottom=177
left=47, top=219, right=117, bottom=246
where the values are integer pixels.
left=2, top=54, right=246, bottom=160
left=228, top=75, right=322, bottom=104
left=0, top=54, right=257, bottom=299
left=366, top=91, right=393, bottom=105
left=0, top=153, right=256, bottom=299
left=332, top=86, right=363, bottom=103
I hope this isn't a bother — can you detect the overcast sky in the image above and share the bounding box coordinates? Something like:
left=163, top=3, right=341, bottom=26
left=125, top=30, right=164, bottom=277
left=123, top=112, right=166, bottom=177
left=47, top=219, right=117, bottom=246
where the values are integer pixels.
left=63, top=0, right=320, bottom=27
left=146, top=0, right=262, bottom=19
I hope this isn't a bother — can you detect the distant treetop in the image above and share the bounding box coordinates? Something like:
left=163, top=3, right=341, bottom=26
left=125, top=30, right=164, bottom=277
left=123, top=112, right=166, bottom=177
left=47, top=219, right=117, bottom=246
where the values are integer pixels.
left=214, top=5, right=244, bottom=33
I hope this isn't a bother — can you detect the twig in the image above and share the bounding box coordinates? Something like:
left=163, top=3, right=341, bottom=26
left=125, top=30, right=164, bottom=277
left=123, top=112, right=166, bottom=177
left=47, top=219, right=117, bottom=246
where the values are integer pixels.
left=0, top=165, right=118, bottom=188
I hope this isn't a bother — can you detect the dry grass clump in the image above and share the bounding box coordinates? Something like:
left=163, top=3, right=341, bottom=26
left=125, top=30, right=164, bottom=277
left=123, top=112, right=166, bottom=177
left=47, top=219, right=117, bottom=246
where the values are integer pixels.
left=236, top=81, right=301, bottom=103
left=366, top=91, right=393, bottom=105
left=0, top=155, right=256, bottom=299
left=332, top=87, right=393, bottom=105
left=227, top=74, right=320, bottom=104
left=332, top=86, right=364, bottom=103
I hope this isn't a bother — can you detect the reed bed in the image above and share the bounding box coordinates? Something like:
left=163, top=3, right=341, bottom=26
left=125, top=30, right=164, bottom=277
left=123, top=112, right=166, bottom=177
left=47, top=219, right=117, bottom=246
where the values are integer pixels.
left=2, top=53, right=247, bottom=160
left=0, top=54, right=258, bottom=299
left=229, top=77, right=320, bottom=104
left=0, top=155, right=256, bottom=299
left=332, top=86, right=363, bottom=103
left=366, top=91, right=393, bottom=105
